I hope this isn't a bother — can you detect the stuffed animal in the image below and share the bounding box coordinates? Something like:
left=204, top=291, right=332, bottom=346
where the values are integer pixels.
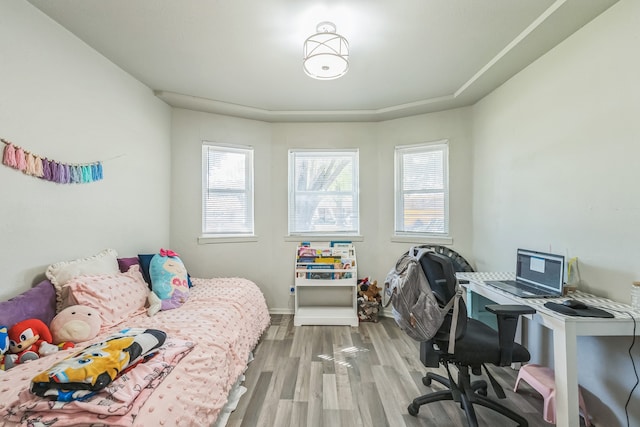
left=147, top=249, right=189, bottom=316
left=0, top=325, right=13, bottom=370
left=8, top=319, right=59, bottom=364
left=50, top=305, right=101, bottom=346
left=362, top=281, right=382, bottom=302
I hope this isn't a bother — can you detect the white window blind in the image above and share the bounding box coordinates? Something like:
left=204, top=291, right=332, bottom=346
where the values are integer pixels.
left=395, top=141, right=449, bottom=235
left=288, top=149, right=359, bottom=235
left=202, top=143, right=254, bottom=236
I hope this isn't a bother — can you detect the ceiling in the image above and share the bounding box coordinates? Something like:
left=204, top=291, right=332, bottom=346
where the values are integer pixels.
left=27, top=0, right=618, bottom=122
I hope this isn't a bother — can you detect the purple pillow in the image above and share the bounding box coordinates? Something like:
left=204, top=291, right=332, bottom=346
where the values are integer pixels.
left=118, top=257, right=140, bottom=273
left=0, top=280, right=57, bottom=328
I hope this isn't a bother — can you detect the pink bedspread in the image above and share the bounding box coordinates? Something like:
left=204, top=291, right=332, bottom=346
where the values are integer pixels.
left=0, top=277, right=271, bottom=427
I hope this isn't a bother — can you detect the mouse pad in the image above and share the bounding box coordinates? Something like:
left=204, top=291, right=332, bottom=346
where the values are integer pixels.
left=544, top=302, right=614, bottom=318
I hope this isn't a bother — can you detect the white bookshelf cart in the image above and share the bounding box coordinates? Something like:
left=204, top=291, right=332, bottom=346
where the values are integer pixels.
left=294, top=242, right=358, bottom=326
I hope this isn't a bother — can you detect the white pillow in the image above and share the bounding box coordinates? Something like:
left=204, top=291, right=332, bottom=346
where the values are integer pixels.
left=46, top=248, right=119, bottom=312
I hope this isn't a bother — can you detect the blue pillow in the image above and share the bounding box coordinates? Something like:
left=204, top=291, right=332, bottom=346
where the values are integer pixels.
left=137, top=254, right=155, bottom=288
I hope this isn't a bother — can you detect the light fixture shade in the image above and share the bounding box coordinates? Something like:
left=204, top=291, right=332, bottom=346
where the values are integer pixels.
left=303, top=22, right=349, bottom=80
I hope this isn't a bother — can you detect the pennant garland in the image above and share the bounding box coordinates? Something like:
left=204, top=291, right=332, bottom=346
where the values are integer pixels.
left=2, top=138, right=103, bottom=184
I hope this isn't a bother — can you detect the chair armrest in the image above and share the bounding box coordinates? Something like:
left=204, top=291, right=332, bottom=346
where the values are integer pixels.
left=485, top=304, right=536, bottom=316
left=485, top=304, right=536, bottom=366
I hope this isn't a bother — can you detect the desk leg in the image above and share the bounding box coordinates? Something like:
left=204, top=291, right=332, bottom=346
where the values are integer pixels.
left=553, top=322, right=580, bottom=427
left=464, top=287, right=473, bottom=316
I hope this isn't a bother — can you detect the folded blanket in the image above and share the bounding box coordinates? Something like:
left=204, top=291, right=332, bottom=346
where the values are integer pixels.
left=31, top=328, right=166, bottom=402
left=3, top=337, right=194, bottom=426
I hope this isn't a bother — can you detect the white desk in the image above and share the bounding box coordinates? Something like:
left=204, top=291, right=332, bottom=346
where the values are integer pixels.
left=457, top=272, right=640, bottom=427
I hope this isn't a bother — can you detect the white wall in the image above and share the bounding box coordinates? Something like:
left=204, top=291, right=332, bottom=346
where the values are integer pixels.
left=471, top=0, right=640, bottom=425
left=0, top=1, right=172, bottom=300
left=376, top=109, right=475, bottom=274
left=169, top=108, right=474, bottom=312
left=169, top=109, right=276, bottom=306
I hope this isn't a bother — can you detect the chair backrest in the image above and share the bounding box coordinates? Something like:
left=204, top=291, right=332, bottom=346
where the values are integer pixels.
left=418, top=251, right=468, bottom=342
left=413, top=244, right=475, bottom=273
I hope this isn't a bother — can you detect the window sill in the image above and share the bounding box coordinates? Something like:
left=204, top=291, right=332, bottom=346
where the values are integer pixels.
left=391, top=235, right=453, bottom=245
left=284, top=235, right=364, bottom=242
left=198, top=235, right=259, bottom=245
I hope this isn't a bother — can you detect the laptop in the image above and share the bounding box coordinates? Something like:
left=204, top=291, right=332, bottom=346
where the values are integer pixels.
left=485, top=249, right=565, bottom=298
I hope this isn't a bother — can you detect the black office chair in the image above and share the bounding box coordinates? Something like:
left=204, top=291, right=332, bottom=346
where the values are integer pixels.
left=408, top=251, right=535, bottom=427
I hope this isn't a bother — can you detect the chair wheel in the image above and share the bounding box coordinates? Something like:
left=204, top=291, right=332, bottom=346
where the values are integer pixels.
left=408, top=403, right=419, bottom=416
left=422, top=376, right=432, bottom=386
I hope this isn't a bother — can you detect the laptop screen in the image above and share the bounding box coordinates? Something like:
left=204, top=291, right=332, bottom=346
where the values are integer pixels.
left=516, top=249, right=565, bottom=292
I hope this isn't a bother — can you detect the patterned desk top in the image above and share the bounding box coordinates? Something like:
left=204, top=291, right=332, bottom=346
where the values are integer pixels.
left=456, top=271, right=640, bottom=320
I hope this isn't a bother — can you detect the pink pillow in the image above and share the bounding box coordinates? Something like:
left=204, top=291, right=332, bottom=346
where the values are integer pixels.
left=63, top=265, right=148, bottom=329
left=46, top=249, right=120, bottom=312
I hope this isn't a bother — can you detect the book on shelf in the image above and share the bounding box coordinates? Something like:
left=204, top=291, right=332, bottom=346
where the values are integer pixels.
left=330, top=242, right=354, bottom=257
left=341, top=258, right=354, bottom=269
left=298, top=246, right=317, bottom=257
left=330, top=241, right=352, bottom=247
left=306, top=264, right=335, bottom=280
left=295, top=242, right=356, bottom=282
left=314, top=256, right=340, bottom=264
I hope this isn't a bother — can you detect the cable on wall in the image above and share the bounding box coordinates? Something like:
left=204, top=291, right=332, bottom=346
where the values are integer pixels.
left=606, top=308, right=638, bottom=427
left=622, top=311, right=638, bottom=427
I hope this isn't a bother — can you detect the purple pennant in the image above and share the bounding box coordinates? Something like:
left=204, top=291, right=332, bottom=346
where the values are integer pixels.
left=58, top=163, right=67, bottom=183
left=56, top=163, right=65, bottom=183
left=50, top=162, right=59, bottom=182
left=42, top=159, right=51, bottom=180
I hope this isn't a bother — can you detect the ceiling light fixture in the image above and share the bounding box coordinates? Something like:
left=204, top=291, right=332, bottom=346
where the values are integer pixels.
left=303, top=21, right=349, bottom=80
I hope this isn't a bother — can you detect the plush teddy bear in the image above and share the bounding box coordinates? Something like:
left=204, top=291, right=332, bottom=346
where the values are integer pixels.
left=50, top=305, right=100, bottom=346
left=8, top=319, right=59, bottom=364
left=362, top=280, right=382, bottom=303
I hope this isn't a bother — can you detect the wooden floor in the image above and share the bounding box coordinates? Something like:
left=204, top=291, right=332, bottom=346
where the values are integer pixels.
left=226, top=315, right=567, bottom=427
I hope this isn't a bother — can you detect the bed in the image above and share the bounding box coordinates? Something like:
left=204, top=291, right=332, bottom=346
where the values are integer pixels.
left=0, top=249, right=271, bottom=427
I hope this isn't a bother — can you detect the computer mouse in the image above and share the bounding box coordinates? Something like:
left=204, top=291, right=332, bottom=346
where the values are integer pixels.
left=562, top=299, right=588, bottom=309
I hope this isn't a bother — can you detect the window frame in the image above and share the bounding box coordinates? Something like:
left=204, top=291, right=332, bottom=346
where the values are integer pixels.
left=394, top=140, right=449, bottom=237
left=201, top=142, right=255, bottom=238
left=288, top=148, right=360, bottom=237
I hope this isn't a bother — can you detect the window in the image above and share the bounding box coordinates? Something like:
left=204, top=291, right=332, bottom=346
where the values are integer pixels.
left=288, top=149, right=359, bottom=235
left=395, top=141, right=449, bottom=235
left=202, top=143, right=254, bottom=236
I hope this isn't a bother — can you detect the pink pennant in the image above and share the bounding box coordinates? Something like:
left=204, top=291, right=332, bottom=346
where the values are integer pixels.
left=2, top=143, right=17, bottom=168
